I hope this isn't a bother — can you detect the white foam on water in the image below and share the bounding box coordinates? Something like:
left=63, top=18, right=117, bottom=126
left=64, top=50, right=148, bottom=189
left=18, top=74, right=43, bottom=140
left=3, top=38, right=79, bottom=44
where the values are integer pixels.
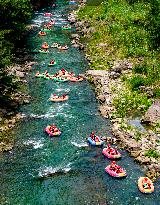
left=55, top=88, right=70, bottom=92
left=32, top=19, right=44, bottom=24
left=29, top=113, right=55, bottom=119
left=38, top=166, right=59, bottom=177
left=71, top=141, right=88, bottom=148
left=24, top=140, right=44, bottom=149
left=53, top=112, right=74, bottom=119
left=28, top=102, right=73, bottom=119
left=38, top=162, right=72, bottom=177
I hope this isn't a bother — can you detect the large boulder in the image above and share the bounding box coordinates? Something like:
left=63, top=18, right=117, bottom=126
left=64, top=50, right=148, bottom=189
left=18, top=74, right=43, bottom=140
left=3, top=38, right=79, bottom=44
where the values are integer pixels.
left=111, top=60, right=132, bottom=73
left=141, top=100, right=160, bottom=124
left=15, top=71, right=25, bottom=78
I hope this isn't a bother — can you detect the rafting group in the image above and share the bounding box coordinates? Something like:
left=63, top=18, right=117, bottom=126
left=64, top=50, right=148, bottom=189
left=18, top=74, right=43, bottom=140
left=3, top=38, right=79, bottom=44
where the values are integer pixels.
left=87, top=131, right=154, bottom=193
left=38, top=18, right=71, bottom=40
left=51, top=42, right=69, bottom=50
left=39, top=41, right=69, bottom=53
left=35, top=68, right=83, bottom=82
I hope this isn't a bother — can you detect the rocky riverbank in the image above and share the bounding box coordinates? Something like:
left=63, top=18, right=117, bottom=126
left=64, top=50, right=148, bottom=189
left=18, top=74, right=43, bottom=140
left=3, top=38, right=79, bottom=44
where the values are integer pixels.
left=0, top=61, right=37, bottom=152
left=68, top=1, right=160, bottom=181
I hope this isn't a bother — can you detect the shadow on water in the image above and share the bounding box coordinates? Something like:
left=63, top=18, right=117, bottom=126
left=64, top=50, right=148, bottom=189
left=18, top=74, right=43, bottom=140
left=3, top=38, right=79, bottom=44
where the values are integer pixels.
left=0, top=0, right=160, bottom=205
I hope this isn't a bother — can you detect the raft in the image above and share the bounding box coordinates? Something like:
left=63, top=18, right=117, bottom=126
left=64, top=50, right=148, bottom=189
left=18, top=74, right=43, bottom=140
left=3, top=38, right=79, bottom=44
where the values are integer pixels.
left=39, top=50, right=49, bottom=53
left=50, top=95, right=69, bottom=102
left=48, top=62, right=57, bottom=66
left=87, top=137, right=104, bottom=146
left=43, top=76, right=50, bottom=80
left=105, top=165, right=127, bottom=178
left=70, top=77, right=83, bottom=82
left=58, top=46, right=69, bottom=50
left=53, top=77, right=68, bottom=82
left=35, top=73, right=45, bottom=78
left=62, top=26, right=71, bottom=30
left=51, top=43, right=59, bottom=48
left=43, top=28, right=52, bottom=32
left=138, top=177, right=154, bottom=194
left=45, top=126, right=61, bottom=137
left=42, top=45, right=49, bottom=49
left=38, top=32, right=46, bottom=36
left=102, top=148, right=121, bottom=159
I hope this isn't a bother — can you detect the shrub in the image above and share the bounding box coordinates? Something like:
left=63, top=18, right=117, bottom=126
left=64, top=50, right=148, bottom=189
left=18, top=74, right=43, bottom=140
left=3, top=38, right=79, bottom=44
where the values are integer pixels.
left=129, top=76, right=148, bottom=91
left=153, top=88, right=160, bottom=98
left=113, top=90, right=152, bottom=117
left=145, top=149, right=160, bottom=159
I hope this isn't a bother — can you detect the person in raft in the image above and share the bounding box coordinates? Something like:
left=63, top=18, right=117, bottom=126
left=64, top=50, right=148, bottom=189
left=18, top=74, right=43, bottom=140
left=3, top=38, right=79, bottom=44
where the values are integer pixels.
left=61, top=68, right=66, bottom=75
left=50, top=59, right=55, bottom=64
left=39, top=31, right=46, bottom=35
left=44, top=70, right=48, bottom=75
left=35, top=71, right=40, bottom=76
left=49, top=124, right=58, bottom=133
left=110, top=161, right=117, bottom=171
left=62, top=94, right=66, bottom=99
left=77, top=75, right=81, bottom=80
left=42, top=42, right=49, bottom=48
left=110, top=161, right=122, bottom=173
left=107, top=144, right=118, bottom=155
left=142, top=177, right=151, bottom=189
left=44, top=70, right=50, bottom=77
left=116, top=165, right=123, bottom=173
left=51, top=93, right=58, bottom=98
left=95, top=135, right=100, bottom=142
left=41, top=42, right=49, bottom=52
left=69, top=71, right=74, bottom=76
left=90, top=131, right=95, bottom=140
left=110, top=148, right=118, bottom=155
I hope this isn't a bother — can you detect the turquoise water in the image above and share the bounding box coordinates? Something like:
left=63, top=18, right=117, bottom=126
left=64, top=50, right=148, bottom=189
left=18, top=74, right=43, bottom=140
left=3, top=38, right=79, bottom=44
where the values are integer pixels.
left=0, top=1, right=160, bottom=204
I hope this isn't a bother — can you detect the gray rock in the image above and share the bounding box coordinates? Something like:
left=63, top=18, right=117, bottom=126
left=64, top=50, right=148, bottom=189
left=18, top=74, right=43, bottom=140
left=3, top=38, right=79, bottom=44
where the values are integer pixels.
left=24, top=99, right=30, bottom=104
left=130, top=151, right=141, bottom=158
left=72, top=44, right=79, bottom=48
left=135, top=156, right=150, bottom=164
left=71, top=34, right=80, bottom=39
left=112, top=60, right=132, bottom=73
left=16, top=71, right=25, bottom=78
left=109, top=71, right=120, bottom=79
left=141, top=100, right=160, bottom=124
left=97, top=95, right=106, bottom=103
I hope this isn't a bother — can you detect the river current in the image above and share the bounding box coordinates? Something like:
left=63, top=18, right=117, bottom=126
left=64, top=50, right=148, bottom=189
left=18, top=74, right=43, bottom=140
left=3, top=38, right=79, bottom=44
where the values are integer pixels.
left=0, top=1, right=159, bottom=204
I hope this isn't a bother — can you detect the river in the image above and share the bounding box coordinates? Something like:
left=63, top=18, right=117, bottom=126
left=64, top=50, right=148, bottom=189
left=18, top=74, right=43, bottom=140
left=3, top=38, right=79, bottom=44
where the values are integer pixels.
left=0, top=0, right=159, bottom=204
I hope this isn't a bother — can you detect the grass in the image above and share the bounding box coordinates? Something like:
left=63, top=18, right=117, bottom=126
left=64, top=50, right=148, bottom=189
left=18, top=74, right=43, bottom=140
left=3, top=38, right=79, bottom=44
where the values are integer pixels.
left=145, top=149, right=160, bottom=159
left=78, top=0, right=160, bottom=118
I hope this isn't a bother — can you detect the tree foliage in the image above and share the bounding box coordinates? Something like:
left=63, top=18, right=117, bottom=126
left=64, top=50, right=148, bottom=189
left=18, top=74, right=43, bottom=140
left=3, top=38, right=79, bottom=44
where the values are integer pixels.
left=0, top=0, right=54, bottom=111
